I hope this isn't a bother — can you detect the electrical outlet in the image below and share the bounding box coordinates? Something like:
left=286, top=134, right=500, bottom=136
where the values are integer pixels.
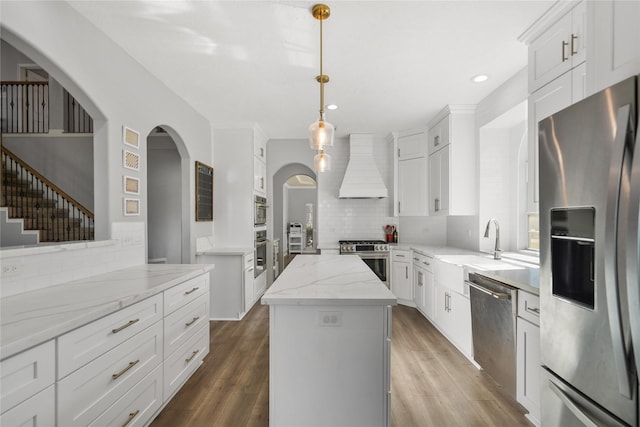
left=318, top=311, right=342, bottom=327
left=1, top=264, right=19, bottom=275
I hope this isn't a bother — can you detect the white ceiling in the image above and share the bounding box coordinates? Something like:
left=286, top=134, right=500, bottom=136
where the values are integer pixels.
left=68, top=0, right=553, bottom=140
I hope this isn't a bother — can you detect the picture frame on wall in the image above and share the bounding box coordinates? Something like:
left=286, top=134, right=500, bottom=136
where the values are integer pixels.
left=123, top=198, right=140, bottom=216
left=123, top=149, right=140, bottom=171
left=123, top=126, right=140, bottom=149
left=123, top=176, right=140, bottom=195
left=195, top=161, right=213, bottom=221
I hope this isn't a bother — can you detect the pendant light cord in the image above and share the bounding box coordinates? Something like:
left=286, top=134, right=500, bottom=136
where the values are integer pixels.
left=319, top=17, right=325, bottom=120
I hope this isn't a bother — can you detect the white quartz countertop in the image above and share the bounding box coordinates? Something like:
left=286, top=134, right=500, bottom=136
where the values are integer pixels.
left=473, top=269, right=540, bottom=296
left=0, top=263, right=214, bottom=360
left=262, top=254, right=397, bottom=306
left=196, top=247, right=253, bottom=256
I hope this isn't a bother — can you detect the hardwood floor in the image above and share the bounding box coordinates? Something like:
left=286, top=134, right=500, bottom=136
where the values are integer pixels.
left=151, top=303, right=531, bottom=427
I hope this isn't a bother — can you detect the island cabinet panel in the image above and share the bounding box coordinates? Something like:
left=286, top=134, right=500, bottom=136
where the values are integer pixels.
left=163, top=274, right=209, bottom=315
left=0, top=384, right=55, bottom=427
left=57, top=321, right=163, bottom=427
left=0, top=339, right=55, bottom=414
left=57, top=294, right=163, bottom=379
left=269, top=304, right=391, bottom=427
left=163, top=323, right=209, bottom=401
left=163, top=293, right=209, bottom=357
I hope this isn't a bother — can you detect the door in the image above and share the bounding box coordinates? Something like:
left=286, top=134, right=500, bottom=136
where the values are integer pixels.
left=391, top=261, right=411, bottom=301
left=538, top=75, right=638, bottom=425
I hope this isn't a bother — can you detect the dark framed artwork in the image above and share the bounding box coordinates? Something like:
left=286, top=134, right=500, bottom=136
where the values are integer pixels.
left=195, top=161, right=213, bottom=221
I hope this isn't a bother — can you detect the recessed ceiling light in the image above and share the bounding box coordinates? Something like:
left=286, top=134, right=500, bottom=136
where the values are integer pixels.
left=326, top=104, right=338, bottom=110
left=472, top=74, right=489, bottom=83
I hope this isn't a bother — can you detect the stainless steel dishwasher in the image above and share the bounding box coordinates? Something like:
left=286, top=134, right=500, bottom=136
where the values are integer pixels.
left=467, top=272, right=518, bottom=398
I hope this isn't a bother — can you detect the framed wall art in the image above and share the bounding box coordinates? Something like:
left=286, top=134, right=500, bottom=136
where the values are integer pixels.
left=123, top=198, right=140, bottom=216
left=123, top=176, right=140, bottom=195
left=123, top=126, right=140, bottom=149
left=123, top=149, right=140, bottom=171
left=195, top=161, right=213, bottom=221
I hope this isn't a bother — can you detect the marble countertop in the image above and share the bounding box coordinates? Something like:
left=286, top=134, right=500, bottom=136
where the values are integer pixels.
left=0, top=263, right=214, bottom=360
left=262, top=254, right=397, bottom=306
left=391, top=244, right=539, bottom=295
left=196, top=247, right=253, bottom=256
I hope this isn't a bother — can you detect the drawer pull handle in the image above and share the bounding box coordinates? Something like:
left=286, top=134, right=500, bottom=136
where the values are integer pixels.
left=121, top=410, right=140, bottom=427
left=185, top=349, right=200, bottom=363
left=112, top=359, right=140, bottom=380
left=112, top=318, right=140, bottom=334
left=184, top=287, right=199, bottom=295
left=422, top=261, right=430, bottom=266
left=185, top=316, right=200, bottom=327
left=526, top=306, right=541, bottom=315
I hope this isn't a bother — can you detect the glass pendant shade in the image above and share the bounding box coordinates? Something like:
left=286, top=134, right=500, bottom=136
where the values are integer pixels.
left=314, top=150, right=331, bottom=172
left=308, top=119, right=335, bottom=150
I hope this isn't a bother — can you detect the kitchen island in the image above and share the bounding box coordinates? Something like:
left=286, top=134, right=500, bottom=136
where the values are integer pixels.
left=261, top=254, right=397, bottom=427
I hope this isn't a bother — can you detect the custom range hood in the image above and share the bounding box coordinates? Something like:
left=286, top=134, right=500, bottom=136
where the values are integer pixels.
left=338, top=134, right=388, bottom=199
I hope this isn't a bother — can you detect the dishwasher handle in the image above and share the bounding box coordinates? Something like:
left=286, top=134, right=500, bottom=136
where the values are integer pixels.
left=465, top=280, right=511, bottom=300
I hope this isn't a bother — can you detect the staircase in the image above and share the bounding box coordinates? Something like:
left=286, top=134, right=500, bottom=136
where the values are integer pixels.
left=1, top=146, right=94, bottom=244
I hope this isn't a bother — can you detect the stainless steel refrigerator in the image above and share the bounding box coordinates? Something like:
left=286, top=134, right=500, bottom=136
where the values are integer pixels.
left=539, top=75, right=639, bottom=426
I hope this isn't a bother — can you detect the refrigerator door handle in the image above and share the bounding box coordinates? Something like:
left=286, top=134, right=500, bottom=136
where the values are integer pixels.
left=548, top=381, right=599, bottom=427
left=626, top=116, right=640, bottom=377
left=604, top=104, right=633, bottom=398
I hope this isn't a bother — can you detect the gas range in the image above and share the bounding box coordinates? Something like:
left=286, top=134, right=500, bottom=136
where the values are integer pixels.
left=339, top=240, right=389, bottom=254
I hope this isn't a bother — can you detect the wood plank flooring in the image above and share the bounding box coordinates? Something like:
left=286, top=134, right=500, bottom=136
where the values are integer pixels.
left=151, top=303, right=531, bottom=427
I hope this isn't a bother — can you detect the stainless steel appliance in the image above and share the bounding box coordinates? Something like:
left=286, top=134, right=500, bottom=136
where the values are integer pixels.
left=255, top=230, right=267, bottom=279
left=467, top=272, right=518, bottom=398
left=339, top=240, right=389, bottom=287
left=254, top=195, right=267, bottom=226
left=538, top=75, right=639, bottom=426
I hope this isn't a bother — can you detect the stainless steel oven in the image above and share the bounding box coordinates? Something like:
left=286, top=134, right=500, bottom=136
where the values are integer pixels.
left=255, top=230, right=267, bottom=278
left=339, top=240, right=389, bottom=288
left=254, top=195, right=267, bottom=226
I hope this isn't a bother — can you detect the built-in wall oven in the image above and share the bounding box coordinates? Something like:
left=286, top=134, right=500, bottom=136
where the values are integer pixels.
left=254, top=195, right=267, bottom=226
left=255, top=230, right=267, bottom=279
left=339, top=240, right=389, bottom=288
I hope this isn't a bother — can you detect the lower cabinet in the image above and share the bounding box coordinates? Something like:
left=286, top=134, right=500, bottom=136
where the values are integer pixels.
left=0, top=272, right=211, bottom=427
left=517, top=291, right=541, bottom=424
left=391, top=249, right=413, bottom=304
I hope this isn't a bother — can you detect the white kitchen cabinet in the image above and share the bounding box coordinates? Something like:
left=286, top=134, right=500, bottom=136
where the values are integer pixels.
left=434, top=284, right=472, bottom=359
left=412, top=251, right=434, bottom=318
left=254, top=131, right=266, bottom=161
left=0, top=385, right=55, bottom=427
left=197, top=250, right=258, bottom=320
left=587, top=0, right=640, bottom=95
left=395, top=131, right=428, bottom=216
left=253, top=155, right=266, bottom=195
left=517, top=291, right=541, bottom=424
left=528, top=1, right=586, bottom=93
left=213, top=126, right=268, bottom=247
left=391, top=249, right=413, bottom=304
left=427, top=105, right=476, bottom=216
left=0, top=340, right=55, bottom=416
left=527, top=62, right=586, bottom=213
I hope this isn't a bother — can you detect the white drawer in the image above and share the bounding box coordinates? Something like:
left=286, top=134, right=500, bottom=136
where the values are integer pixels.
left=88, top=364, right=163, bottom=427
left=164, top=323, right=209, bottom=401
left=0, top=384, right=54, bottom=427
left=0, top=340, right=55, bottom=414
left=58, top=294, right=163, bottom=379
left=164, top=274, right=209, bottom=315
left=164, top=293, right=209, bottom=358
left=412, top=252, right=433, bottom=272
left=392, top=249, right=411, bottom=262
left=244, top=253, right=254, bottom=269
left=518, top=291, right=540, bottom=326
left=58, top=321, right=163, bottom=427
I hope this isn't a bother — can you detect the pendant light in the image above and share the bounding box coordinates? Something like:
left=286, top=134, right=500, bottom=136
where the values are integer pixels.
left=309, top=4, right=334, bottom=171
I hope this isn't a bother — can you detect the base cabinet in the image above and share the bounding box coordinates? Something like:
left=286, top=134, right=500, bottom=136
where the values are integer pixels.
left=391, top=249, right=413, bottom=304
left=0, top=385, right=55, bottom=427
left=517, top=291, right=541, bottom=424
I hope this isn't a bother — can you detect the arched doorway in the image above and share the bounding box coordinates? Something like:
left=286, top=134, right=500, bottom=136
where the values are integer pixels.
left=273, top=163, right=317, bottom=270
left=146, top=125, right=190, bottom=263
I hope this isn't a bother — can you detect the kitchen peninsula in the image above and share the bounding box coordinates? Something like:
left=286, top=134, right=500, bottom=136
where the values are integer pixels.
left=262, top=254, right=397, bottom=427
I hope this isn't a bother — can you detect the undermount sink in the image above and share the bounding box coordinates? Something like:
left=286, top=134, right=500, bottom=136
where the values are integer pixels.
left=436, top=254, right=525, bottom=271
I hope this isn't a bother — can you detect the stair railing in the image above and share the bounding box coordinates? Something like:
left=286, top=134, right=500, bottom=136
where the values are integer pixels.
left=1, top=145, right=94, bottom=242
left=1, top=81, right=49, bottom=133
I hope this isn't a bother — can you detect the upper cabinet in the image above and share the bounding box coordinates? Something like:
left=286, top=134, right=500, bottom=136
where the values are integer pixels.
left=587, top=0, right=640, bottom=95
left=254, top=132, right=267, bottom=162
left=427, top=105, right=476, bottom=216
left=253, top=128, right=267, bottom=196
left=394, top=131, right=428, bottom=216
left=528, top=1, right=586, bottom=92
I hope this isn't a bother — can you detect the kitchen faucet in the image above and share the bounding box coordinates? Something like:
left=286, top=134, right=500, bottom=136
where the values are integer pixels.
left=484, top=218, right=501, bottom=260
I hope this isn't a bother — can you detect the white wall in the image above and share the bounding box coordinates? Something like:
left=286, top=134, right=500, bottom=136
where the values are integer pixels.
left=1, top=1, right=213, bottom=270
left=397, top=216, right=447, bottom=246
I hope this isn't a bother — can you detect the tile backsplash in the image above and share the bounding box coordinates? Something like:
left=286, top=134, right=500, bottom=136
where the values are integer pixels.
left=0, top=222, right=145, bottom=297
